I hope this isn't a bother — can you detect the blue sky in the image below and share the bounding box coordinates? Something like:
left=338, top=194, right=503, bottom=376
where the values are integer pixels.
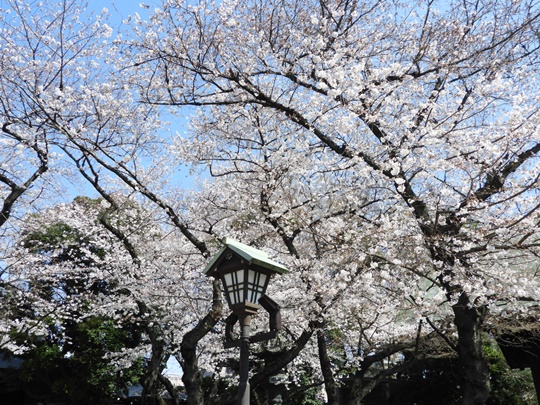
left=86, top=0, right=155, bottom=21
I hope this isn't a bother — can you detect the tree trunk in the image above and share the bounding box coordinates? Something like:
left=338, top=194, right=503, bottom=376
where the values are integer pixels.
left=317, top=329, right=339, bottom=405
left=453, top=292, right=490, bottom=405
left=181, top=342, right=205, bottom=405
left=180, top=279, right=223, bottom=405
left=346, top=373, right=364, bottom=405
left=160, top=374, right=181, bottom=405
left=140, top=329, right=167, bottom=405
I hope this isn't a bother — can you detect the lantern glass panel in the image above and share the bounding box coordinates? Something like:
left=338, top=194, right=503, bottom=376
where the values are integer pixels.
left=223, top=270, right=244, bottom=305
left=247, top=269, right=267, bottom=304
left=224, top=273, right=233, bottom=287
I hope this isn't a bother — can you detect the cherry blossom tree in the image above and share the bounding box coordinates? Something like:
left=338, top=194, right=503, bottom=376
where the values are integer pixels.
left=5, top=194, right=216, bottom=404
left=0, top=2, right=220, bottom=403
left=3, top=0, right=540, bottom=403
left=0, top=0, right=106, bottom=356
left=175, top=102, right=448, bottom=404
left=0, top=0, right=111, bottom=227
left=128, top=0, right=540, bottom=403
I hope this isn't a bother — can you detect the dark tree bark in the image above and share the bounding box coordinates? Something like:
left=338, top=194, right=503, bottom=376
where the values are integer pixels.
left=181, top=341, right=204, bottom=405
left=317, top=329, right=339, bottom=405
left=140, top=335, right=167, bottom=405
left=160, top=374, right=181, bottom=405
left=180, top=279, right=223, bottom=405
left=453, top=293, right=490, bottom=405
left=346, top=341, right=416, bottom=405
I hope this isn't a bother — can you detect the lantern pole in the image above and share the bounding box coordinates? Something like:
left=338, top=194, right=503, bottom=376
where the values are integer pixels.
left=202, top=238, right=288, bottom=405
left=238, top=314, right=251, bottom=405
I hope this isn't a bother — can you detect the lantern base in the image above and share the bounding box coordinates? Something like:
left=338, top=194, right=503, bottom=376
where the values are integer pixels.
left=231, top=302, right=261, bottom=315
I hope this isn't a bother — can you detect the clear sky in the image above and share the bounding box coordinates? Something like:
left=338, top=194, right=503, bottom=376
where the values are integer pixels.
left=86, top=0, right=155, bottom=22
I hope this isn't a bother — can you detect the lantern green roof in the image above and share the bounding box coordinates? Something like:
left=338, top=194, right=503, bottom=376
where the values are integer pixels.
left=203, top=237, right=289, bottom=276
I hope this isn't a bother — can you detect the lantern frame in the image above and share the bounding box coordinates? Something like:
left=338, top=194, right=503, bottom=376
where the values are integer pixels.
left=203, top=238, right=288, bottom=315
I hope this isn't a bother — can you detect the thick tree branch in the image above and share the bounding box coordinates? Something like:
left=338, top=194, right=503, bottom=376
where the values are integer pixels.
left=471, top=142, right=540, bottom=204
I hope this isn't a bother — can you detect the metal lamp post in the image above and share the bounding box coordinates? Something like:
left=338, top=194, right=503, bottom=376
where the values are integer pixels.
left=203, top=238, right=288, bottom=405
